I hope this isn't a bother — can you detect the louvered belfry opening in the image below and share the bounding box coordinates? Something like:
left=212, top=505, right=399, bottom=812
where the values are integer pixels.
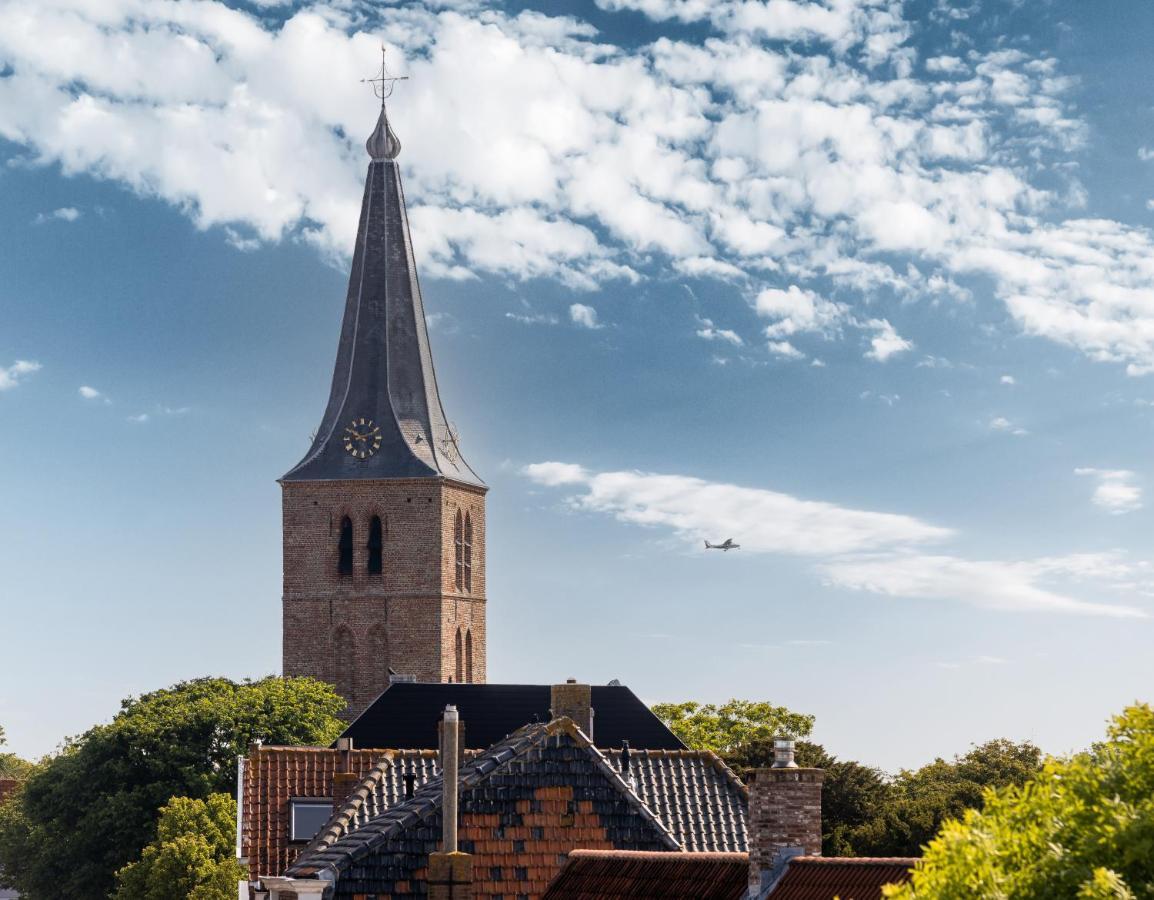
left=367, top=515, right=383, bottom=574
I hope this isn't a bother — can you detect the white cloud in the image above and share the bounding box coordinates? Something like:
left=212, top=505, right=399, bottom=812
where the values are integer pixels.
left=2, top=0, right=1153, bottom=371
left=33, top=206, right=80, bottom=224
left=126, top=413, right=149, bottom=423
left=78, top=384, right=110, bottom=403
left=757, top=285, right=847, bottom=340
left=523, top=462, right=950, bottom=556
left=506, top=311, right=559, bottom=326
left=1139, top=146, right=1154, bottom=162
left=824, top=553, right=1145, bottom=618
left=695, top=316, right=743, bottom=346
left=569, top=303, right=601, bottom=329
left=0, top=360, right=41, bottom=390
left=1075, top=467, right=1143, bottom=515
left=864, top=318, right=912, bottom=362
left=1000, top=374, right=1016, bottom=385
left=989, top=416, right=1028, bottom=436
left=524, top=461, right=1147, bottom=618
left=768, top=339, right=805, bottom=359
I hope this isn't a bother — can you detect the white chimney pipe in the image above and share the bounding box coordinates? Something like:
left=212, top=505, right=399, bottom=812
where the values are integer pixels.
left=442, top=705, right=459, bottom=854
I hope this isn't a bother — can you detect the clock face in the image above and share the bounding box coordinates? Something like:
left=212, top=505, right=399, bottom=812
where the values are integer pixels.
left=343, top=417, right=382, bottom=459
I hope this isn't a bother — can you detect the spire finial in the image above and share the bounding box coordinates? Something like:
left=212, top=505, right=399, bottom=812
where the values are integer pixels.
left=362, top=46, right=408, bottom=160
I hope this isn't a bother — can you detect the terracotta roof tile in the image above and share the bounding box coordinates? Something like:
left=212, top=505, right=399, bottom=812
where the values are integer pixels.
left=767, top=857, right=917, bottom=900
left=543, top=849, right=749, bottom=899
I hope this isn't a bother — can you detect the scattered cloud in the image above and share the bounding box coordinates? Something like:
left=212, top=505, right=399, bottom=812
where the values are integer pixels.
left=0, top=360, right=41, bottom=391
left=1000, top=374, right=1016, bottom=385
left=1139, top=147, right=1154, bottom=162
left=32, top=207, right=80, bottom=225
left=1075, top=467, right=1143, bottom=515
left=506, top=311, right=560, bottom=326
left=78, top=385, right=111, bottom=404
left=989, top=416, right=1028, bottom=436
left=0, top=0, right=1145, bottom=369
left=569, top=303, right=602, bottom=329
left=695, top=316, right=743, bottom=346
left=126, top=413, right=149, bottom=423
left=860, top=390, right=900, bottom=406
left=524, top=462, right=1146, bottom=618
left=864, top=319, right=913, bottom=362
left=768, top=339, right=805, bottom=359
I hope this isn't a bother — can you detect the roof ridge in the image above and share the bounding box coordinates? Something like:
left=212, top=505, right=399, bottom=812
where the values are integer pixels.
left=790, top=856, right=921, bottom=865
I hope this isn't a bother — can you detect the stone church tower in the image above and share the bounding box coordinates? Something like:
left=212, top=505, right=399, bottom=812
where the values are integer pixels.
left=280, top=105, right=487, bottom=719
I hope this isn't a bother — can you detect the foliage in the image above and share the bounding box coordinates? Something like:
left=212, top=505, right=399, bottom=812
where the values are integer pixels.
left=0, top=724, right=31, bottom=781
left=0, top=676, right=344, bottom=900
left=885, top=704, right=1154, bottom=899
left=651, top=699, right=814, bottom=755
left=113, top=794, right=245, bottom=900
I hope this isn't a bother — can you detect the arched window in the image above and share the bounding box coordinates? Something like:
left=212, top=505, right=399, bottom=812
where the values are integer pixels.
left=454, top=627, right=463, bottom=684
left=333, top=626, right=356, bottom=702
left=465, top=629, right=474, bottom=684
left=367, top=623, right=389, bottom=694
left=367, top=516, right=383, bottom=575
left=463, top=513, right=473, bottom=593
left=338, top=517, right=353, bottom=576
left=453, top=510, right=464, bottom=591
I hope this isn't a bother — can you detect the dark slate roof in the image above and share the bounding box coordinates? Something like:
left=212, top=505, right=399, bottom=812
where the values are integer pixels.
left=285, top=719, right=680, bottom=896
left=605, top=749, right=748, bottom=852
left=767, top=857, right=917, bottom=900
left=542, top=849, right=749, bottom=899
left=282, top=109, right=482, bottom=487
left=339, top=682, right=686, bottom=751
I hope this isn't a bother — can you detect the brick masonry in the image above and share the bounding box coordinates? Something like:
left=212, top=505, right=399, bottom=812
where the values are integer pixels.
left=282, top=477, right=487, bottom=720
left=747, top=767, right=824, bottom=896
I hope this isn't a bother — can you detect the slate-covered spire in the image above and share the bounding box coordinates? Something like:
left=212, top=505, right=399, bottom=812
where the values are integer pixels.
left=282, top=109, right=482, bottom=486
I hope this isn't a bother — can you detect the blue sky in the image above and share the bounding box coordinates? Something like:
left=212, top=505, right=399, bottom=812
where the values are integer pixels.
left=2, top=0, right=1153, bottom=771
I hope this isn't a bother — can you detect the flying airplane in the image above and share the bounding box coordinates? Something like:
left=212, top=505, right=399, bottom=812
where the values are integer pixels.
left=705, top=538, right=740, bottom=551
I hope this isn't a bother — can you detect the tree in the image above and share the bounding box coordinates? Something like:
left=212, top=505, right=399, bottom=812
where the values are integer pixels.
left=651, top=700, right=815, bottom=755
left=113, top=794, right=244, bottom=900
left=0, top=676, right=345, bottom=900
left=0, top=725, right=31, bottom=781
left=885, top=704, right=1154, bottom=899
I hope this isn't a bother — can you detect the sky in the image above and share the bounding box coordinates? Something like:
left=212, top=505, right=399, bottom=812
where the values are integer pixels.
left=1, top=0, right=1153, bottom=772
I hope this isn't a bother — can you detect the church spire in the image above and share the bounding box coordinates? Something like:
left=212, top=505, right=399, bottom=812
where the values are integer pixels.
left=282, top=69, right=482, bottom=487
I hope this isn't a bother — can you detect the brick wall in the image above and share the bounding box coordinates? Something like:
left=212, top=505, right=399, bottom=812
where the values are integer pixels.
left=747, top=767, right=823, bottom=896
left=282, top=477, right=487, bottom=719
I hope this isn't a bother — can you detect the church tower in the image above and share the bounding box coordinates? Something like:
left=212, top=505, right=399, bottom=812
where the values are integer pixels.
left=280, top=101, right=487, bottom=719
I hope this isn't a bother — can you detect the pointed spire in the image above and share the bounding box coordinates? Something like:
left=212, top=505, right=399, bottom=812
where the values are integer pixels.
left=366, top=106, right=401, bottom=160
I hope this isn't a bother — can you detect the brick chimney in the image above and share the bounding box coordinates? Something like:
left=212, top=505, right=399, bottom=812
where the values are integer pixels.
left=550, top=679, right=594, bottom=739
left=331, top=737, right=360, bottom=816
left=747, top=737, right=823, bottom=899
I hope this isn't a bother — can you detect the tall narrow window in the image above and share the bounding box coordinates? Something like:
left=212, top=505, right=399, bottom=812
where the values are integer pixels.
left=454, top=628, right=463, bottom=683
left=465, top=629, right=474, bottom=684
left=367, top=516, right=383, bottom=575
left=463, top=513, right=473, bottom=593
left=454, top=510, right=464, bottom=591
left=338, top=517, right=353, bottom=576
left=333, top=626, right=356, bottom=702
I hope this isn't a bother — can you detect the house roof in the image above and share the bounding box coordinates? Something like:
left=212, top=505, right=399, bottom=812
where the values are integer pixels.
left=281, top=108, right=482, bottom=487
left=767, top=857, right=918, bottom=900
left=604, top=749, right=748, bottom=852
left=285, top=718, right=679, bottom=884
left=542, top=849, right=750, bottom=899
left=241, top=745, right=441, bottom=883
left=340, top=682, right=686, bottom=751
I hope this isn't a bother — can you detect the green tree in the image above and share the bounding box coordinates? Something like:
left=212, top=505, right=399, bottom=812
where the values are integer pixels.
left=113, top=794, right=244, bottom=900
left=0, top=676, right=344, bottom=900
left=651, top=700, right=814, bottom=755
left=886, top=704, right=1154, bottom=899
left=0, top=725, right=31, bottom=781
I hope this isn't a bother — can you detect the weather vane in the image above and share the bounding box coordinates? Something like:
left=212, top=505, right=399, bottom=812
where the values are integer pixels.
left=362, top=46, right=408, bottom=107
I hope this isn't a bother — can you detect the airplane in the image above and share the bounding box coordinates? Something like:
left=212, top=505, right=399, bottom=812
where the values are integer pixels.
left=705, top=538, right=740, bottom=551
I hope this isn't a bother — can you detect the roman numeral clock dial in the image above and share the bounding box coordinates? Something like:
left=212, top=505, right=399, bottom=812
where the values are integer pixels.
left=343, top=417, right=382, bottom=459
